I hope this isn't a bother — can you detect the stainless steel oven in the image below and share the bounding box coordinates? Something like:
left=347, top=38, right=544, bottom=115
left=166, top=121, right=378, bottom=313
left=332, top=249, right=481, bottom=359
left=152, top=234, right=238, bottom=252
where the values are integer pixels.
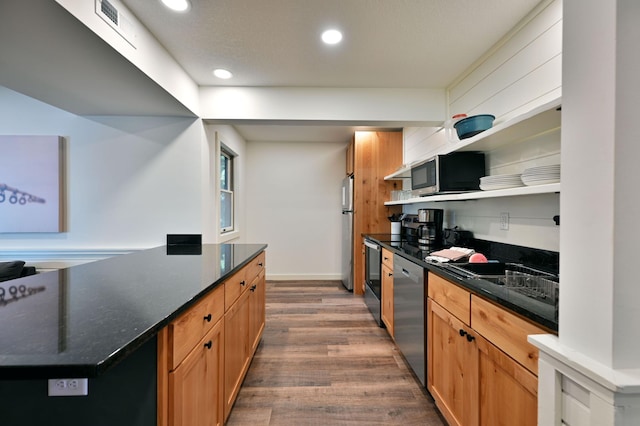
left=364, top=238, right=383, bottom=327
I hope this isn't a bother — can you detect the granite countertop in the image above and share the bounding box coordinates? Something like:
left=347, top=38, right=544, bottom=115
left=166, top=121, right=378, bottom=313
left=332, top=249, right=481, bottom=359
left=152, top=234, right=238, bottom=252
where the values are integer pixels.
left=0, top=243, right=267, bottom=379
left=365, top=234, right=558, bottom=331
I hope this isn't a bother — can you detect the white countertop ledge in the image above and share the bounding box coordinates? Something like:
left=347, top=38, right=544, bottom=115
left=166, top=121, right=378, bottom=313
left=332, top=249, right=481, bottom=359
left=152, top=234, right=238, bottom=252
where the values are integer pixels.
left=529, top=334, right=640, bottom=394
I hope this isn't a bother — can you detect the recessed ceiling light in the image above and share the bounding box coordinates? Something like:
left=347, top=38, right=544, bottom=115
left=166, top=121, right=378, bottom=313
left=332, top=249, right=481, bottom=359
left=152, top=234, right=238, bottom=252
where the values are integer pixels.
left=321, top=29, right=343, bottom=45
left=213, top=69, right=233, bottom=79
left=160, top=0, right=190, bottom=12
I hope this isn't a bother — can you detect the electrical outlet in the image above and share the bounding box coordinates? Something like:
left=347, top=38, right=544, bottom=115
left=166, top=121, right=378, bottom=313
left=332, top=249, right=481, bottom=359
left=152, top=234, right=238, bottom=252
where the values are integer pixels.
left=48, top=378, right=88, bottom=396
left=500, top=212, right=509, bottom=230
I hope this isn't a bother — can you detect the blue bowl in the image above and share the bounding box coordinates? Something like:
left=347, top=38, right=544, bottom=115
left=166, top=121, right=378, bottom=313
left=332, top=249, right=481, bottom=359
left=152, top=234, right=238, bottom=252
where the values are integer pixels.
left=454, top=114, right=495, bottom=139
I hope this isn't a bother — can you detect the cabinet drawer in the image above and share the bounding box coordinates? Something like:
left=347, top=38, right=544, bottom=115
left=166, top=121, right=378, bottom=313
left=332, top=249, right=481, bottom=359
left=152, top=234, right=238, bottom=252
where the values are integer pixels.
left=224, top=268, right=248, bottom=311
left=245, top=251, right=266, bottom=283
left=381, top=248, right=393, bottom=270
left=471, top=295, right=547, bottom=375
left=224, top=252, right=266, bottom=312
left=168, top=284, right=224, bottom=370
left=427, top=272, right=471, bottom=325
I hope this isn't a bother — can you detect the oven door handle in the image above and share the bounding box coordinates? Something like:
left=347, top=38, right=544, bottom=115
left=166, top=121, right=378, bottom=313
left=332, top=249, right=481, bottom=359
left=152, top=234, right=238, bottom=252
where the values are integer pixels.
left=364, top=240, right=380, bottom=251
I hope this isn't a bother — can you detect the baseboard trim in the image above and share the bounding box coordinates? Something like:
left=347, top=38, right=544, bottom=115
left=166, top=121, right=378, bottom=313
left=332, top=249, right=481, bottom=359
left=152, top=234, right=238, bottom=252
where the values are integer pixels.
left=266, top=274, right=342, bottom=281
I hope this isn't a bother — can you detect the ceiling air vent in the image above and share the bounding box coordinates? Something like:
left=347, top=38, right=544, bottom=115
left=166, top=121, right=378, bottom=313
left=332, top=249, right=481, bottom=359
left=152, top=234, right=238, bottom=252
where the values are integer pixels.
left=100, top=0, right=118, bottom=26
left=95, top=0, right=137, bottom=48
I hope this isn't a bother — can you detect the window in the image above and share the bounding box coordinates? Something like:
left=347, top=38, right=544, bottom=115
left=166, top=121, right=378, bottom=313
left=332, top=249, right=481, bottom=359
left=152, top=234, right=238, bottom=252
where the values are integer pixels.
left=220, top=148, right=234, bottom=233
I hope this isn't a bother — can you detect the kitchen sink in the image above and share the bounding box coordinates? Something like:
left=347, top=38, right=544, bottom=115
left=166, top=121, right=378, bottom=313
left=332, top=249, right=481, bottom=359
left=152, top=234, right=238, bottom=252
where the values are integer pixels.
left=444, top=262, right=559, bottom=305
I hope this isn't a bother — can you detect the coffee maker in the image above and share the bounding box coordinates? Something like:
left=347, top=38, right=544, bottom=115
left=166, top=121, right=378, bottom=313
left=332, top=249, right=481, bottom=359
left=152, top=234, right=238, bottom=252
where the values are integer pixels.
left=417, top=209, right=443, bottom=250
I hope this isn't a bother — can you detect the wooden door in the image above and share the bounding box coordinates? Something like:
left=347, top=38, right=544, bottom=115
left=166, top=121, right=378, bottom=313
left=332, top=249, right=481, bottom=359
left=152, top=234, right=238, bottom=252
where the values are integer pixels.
left=249, top=269, right=266, bottom=353
left=476, top=335, right=538, bottom=426
left=427, top=298, right=478, bottom=426
left=381, top=263, right=394, bottom=337
left=206, top=319, right=225, bottom=426
left=168, top=339, right=208, bottom=426
left=169, top=318, right=224, bottom=426
left=224, top=289, right=251, bottom=420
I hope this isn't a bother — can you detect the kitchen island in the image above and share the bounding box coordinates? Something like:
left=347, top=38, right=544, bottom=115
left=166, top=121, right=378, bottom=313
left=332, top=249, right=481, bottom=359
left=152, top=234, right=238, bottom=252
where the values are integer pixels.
left=0, top=243, right=267, bottom=426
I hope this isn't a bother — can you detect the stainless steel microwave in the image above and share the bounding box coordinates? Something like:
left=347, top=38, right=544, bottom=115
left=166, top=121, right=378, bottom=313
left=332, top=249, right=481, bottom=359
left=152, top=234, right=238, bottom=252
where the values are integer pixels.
left=411, top=152, right=485, bottom=196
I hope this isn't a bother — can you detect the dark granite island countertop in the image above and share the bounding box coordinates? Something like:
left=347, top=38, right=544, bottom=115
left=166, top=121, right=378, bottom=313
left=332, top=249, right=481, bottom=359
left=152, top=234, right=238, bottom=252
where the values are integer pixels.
left=0, top=243, right=267, bottom=380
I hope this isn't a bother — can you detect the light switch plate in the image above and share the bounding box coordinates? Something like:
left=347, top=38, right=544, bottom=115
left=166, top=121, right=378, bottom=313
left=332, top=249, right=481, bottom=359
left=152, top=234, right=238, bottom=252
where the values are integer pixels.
left=500, top=212, right=509, bottom=230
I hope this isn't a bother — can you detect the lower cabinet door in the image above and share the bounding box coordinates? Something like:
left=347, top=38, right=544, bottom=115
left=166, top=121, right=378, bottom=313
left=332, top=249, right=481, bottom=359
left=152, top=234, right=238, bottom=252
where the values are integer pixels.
left=427, top=299, right=478, bottom=426
left=381, top=263, right=394, bottom=337
left=249, top=269, right=266, bottom=353
left=169, top=319, right=224, bottom=426
left=224, top=289, right=251, bottom=420
left=476, top=335, right=538, bottom=426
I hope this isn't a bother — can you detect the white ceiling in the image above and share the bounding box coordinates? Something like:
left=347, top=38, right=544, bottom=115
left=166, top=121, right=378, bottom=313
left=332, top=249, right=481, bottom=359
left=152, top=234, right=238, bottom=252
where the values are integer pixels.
left=119, top=0, right=543, bottom=142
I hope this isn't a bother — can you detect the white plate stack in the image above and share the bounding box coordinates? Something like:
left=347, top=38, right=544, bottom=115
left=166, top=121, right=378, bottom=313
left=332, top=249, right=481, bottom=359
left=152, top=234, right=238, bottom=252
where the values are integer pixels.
left=521, top=165, right=560, bottom=186
left=479, top=173, right=525, bottom=191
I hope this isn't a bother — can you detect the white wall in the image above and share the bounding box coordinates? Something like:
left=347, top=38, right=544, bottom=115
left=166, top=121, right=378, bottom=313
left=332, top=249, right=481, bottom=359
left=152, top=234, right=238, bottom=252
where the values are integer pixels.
left=401, top=0, right=562, bottom=251
left=0, top=87, right=206, bottom=265
left=54, top=0, right=200, bottom=115
left=199, top=87, right=446, bottom=125
left=245, top=140, right=347, bottom=280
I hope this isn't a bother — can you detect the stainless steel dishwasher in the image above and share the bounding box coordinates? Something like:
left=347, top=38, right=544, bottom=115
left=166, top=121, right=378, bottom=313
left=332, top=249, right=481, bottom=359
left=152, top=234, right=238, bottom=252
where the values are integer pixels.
left=393, top=254, right=426, bottom=387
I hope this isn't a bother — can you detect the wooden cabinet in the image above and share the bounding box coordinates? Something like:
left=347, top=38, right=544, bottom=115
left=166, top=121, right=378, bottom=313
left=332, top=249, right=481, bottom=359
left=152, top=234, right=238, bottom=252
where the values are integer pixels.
left=380, top=248, right=394, bottom=337
left=475, top=333, right=538, bottom=426
left=427, top=272, right=543, bottom=426
left=352, top=131, right=403, bottom=295
left=427, top=275, right=474, bottom=426
left=428, top=298, right=477, bottom=426
left=224, top=288, right=251, bottom=419
left=159, top=284, right=225, bottom=426
left=224, top=268, right=265, bottom=420
left=249, top=269, right=266, bottom=353
left=224, top=251, right=266, bottom=421
left=158, top=250, right=266, bottom=426
left=168, top=319, right=224, bottom=426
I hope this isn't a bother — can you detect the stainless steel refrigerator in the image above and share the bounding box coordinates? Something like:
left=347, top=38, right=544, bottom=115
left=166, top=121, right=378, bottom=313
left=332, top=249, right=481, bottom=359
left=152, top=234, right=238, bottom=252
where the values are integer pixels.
left=341, top=176, right=354, bottom=291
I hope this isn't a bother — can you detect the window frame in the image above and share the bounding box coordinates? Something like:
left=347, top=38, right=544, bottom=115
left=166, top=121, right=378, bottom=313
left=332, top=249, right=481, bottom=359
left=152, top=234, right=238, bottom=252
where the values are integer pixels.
left=219, top=146, right=235, bottom=234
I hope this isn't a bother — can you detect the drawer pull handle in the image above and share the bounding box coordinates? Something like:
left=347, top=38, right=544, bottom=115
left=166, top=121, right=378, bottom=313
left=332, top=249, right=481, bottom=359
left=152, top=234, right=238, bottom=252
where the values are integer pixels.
left=204, top=313, right=212, bottom=322
left=466, top=334, right=475, bottom=343
left=388, top=272, right=393, bottom=277
left=240, top=280, right=246, bottom=287
left=204, top=340, right=212, bottom=349
left=459, top=329, right=467, bottom=337
left=250, top=284, right=257, bottom=292
left=258, top=262, right=264, bottom=267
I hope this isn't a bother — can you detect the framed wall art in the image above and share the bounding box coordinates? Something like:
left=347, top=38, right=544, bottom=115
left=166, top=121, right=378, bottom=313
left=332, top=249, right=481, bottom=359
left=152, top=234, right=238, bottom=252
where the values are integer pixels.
left=0, top=135, right=65, bottom=233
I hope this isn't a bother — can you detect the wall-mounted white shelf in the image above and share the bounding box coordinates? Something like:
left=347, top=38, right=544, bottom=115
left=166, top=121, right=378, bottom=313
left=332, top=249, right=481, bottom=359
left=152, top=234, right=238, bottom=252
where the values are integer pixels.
left=384, top=97, right=562, bottom=181
left=384, top=183, right=560, bottom=205
left=385, top=165, right=412, bottom=180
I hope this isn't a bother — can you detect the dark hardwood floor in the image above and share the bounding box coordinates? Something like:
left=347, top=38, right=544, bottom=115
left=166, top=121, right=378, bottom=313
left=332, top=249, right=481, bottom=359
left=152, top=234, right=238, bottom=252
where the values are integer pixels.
left=226, top=280, right=446, bottom=425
